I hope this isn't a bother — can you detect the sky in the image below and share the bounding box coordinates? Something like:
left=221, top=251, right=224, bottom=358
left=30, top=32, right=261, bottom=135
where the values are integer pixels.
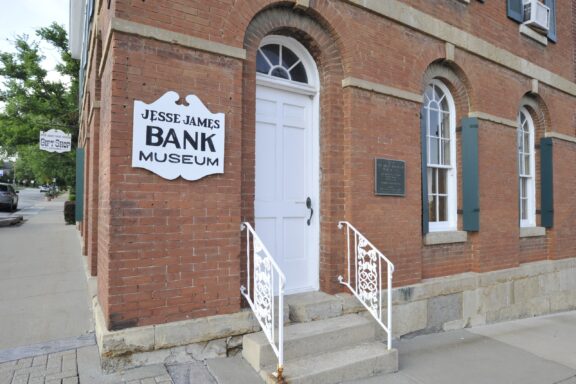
left=0, top=0, right=70, bottom=82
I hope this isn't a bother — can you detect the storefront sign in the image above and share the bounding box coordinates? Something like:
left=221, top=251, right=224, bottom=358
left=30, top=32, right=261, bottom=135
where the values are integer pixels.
left=375, top=158, right=405, bottom=196
left=132, top=91, right=225, bottom=180
left=39, top=129, right=72, bottom=153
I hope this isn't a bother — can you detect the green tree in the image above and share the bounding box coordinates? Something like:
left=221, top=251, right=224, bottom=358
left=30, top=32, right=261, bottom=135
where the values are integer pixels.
left=0, top=23, right=79, bottom=186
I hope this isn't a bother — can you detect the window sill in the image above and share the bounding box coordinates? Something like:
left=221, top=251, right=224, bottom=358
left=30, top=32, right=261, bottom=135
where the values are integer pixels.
left=424, top=231, right=468, bottom=246
left=520, top=226, right=546, bottom=238
left=519, top=24, right=548, bottom=46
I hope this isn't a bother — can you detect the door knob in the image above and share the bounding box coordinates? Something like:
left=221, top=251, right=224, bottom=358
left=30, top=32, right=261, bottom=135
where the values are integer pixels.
left=306, top=197, right=313, bottom=226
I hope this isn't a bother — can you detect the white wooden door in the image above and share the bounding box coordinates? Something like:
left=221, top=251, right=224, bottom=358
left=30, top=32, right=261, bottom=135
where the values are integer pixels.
left=255, top=85, right=318, bottom=294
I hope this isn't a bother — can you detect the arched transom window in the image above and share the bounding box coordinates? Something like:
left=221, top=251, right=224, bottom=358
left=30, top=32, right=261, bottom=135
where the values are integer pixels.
left=423, top=80, right=457, bottom=231
left=257, top=43, right=309, bottom=84
left=518, top=108, right=536, bottom=227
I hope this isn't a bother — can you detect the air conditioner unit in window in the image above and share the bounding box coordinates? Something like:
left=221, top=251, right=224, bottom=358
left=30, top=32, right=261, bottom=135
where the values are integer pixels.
left=523, top=0, right=550, bottom=32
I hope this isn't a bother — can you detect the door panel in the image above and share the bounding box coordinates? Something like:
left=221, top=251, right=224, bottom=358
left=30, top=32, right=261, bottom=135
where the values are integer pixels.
left=255, top=121, right=276, bottom=203
left=283, top=126, right=306, bottom=201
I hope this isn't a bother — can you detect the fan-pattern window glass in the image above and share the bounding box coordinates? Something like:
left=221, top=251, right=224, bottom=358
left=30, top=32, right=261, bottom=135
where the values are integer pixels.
left=256, top=43, right=308, bottom=84
left=423, top=81, right=456, bottom=230
left=518, top=108, right=535, bottom=227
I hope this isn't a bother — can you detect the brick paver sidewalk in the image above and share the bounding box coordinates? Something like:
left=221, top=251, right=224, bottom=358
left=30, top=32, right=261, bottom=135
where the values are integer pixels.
left=1, top=350, right=79, bottom=384
left=0, top=335, right=237, bottom=384
left=0, top=342, right=176, bottom=384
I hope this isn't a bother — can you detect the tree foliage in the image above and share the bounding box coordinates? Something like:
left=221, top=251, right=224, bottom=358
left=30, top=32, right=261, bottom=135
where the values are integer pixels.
left=0, top=23, right=79, bottom=186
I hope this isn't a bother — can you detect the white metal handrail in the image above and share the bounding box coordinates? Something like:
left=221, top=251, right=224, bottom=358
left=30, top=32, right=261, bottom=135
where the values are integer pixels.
left=337, top=221, right=395, bottom=349
left=240, top=222, right=285, bottom=381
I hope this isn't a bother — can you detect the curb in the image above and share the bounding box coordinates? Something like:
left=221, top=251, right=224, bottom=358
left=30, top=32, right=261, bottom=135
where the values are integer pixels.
left=0, top=215, right=23, bottom=227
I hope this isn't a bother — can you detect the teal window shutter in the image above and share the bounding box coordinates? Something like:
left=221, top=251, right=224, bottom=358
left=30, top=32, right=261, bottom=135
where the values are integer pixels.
left=507, top=0, right=524, bottom=23
left=544, top=0, right=557, bottom=43
left=540, top=138, right=554, bottom=228
left=421, top=109, right=429, bottom=235
left=76, top=148, right=85, bottom=222
left=462, top=117, right=480, bottom=232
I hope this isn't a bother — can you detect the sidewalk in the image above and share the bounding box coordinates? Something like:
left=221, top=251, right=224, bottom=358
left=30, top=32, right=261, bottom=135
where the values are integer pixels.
left=1, top=194, right=576, bottom=383
left=0, top=194, right=92, bottom=350
left=349, top=311, right=576, bottom=384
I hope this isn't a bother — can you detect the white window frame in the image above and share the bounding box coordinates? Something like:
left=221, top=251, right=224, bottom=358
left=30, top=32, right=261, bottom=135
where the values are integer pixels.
left=255, top=35, right=319, bottom=95
left=518, top=107, right=536, bottom=228
left=423, top=80, right=457, bottom=232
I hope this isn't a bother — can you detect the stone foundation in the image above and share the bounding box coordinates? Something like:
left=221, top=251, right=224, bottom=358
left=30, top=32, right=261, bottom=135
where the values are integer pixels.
left=93, top=299, right=260, bottom=372
left=389, top=258, right=576, bottom=337
left=94, top=258, right=576, bottom=371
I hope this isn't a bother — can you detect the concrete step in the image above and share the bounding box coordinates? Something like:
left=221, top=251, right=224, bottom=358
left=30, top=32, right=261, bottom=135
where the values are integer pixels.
left=242, top=314, right=377, bottom=371
left=260, top=342, right=398, bottom=384
left=285, top=291, right=343, bottom=322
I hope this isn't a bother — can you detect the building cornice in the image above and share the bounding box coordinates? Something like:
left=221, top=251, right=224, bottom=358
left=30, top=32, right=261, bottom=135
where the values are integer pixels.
left=468, top=112, right=517, bottom=128
left=545, top=132, right=576, bottom=144
left=342, top=77, right=423, bottom=103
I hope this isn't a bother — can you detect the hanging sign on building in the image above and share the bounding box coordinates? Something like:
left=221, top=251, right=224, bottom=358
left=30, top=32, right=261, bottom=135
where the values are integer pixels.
left=132, top=91, right=225, bottom=181
left=39, top=129, right=72, bottom=153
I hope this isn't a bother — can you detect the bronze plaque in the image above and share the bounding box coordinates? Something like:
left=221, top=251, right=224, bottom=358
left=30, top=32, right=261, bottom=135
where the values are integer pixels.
left=375, top=158, right=405, bottom=196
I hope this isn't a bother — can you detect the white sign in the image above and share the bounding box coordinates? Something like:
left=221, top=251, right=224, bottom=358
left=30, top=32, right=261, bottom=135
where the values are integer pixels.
left=0, top=170, right=3, bottom=177
left=39, top=129, right=72, bottom=153
left=132, top=91, right=225, bottom=181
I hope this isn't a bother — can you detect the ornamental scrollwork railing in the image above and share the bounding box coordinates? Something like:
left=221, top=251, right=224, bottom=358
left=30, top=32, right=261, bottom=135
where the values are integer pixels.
left=240, top=222, right=285, bottom=382
left=337, top=221, right=395, bottom=350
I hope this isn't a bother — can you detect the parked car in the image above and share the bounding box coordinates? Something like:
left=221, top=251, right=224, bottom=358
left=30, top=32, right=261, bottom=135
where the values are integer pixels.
left=0, top=183, right=19, bottom=211
left=39, top=185, right=50, bottom=192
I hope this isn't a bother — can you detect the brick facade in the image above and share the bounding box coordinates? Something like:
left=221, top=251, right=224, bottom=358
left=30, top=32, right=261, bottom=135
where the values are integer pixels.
left=77, top=0, right=576, bottom=330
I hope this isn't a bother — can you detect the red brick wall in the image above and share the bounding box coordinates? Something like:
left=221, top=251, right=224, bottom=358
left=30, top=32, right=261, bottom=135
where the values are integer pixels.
left=344, top=88, right=424, bottom=284
left=78, top=0, right=576, bottom=329
left=82, top=142, right=90, bottom=255
left=97, top=27, right=114, bottom=324
left=83, top=36, right=103, bottom=277
left=475, top=121, right=520, bottom=272
left=96, top=33, right=243, bottom=329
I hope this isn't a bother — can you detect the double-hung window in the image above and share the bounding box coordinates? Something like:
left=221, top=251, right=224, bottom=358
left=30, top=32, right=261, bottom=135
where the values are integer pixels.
left=518, top=108, right=536, bottom=227
left=423, top=81, right=457, bottom=232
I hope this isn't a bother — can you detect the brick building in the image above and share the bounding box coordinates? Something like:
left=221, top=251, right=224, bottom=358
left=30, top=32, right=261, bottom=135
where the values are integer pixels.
left=70, top=0, right=576, bottom=379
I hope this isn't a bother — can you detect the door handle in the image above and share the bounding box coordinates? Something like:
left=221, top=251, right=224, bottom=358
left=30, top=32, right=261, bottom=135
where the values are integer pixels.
left=306, top=197, right=313, bottom=226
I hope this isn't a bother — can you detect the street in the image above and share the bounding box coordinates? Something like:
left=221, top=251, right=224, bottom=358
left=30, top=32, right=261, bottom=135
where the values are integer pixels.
left=0, top=187, right=48, bottom=222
